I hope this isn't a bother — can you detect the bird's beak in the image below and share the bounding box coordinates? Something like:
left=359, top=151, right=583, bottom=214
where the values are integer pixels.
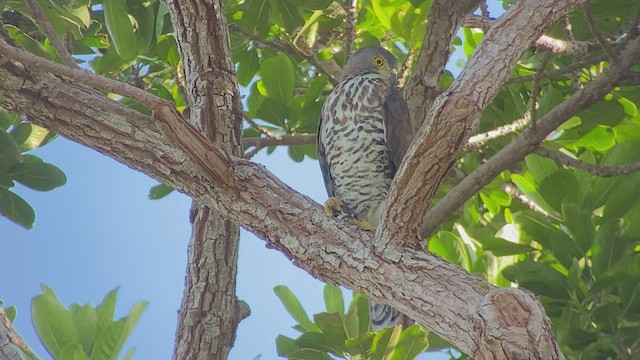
left=389, top=68, right=398, bottom=86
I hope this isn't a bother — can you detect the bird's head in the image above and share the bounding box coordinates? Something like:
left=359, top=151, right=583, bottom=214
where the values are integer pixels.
left=342, top=46, right=398, bottom=86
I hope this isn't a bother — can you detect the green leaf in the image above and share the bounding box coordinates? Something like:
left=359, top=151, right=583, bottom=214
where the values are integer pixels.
left=271, top=0, right=302, bottom=33
left=370, top=326, right=401, bottom=360
left=323, top=284, right=344, bottom=314
left=256, top=97, right=288, bottom=127
left=148, top=183, right=174, bottom=200
left=91, top=319, right=125, bottom=360
left=58, top=343, right=91, bottom=360
left=525, top=154, right=558, bottom=184
left=273, top=286, right=321, bottom=332
left=32, top=286, right=81, bottom=358
left=295, top=329, right=345, bottom=356
left=237, top=48, right=260, bottom=87
left=260, top=54, right=294, bottom=104
left=511, top=173, right=559, bottom=218
left=95, top=289, right=118, bottom=339
left=344, top=293, right=369, bottom=336
left=4, top=25, right=52, bottom=60
left=390, top=325, right=428, bottom=360
left=312, top=312, right=348, bottom=354
left=73, top=304, right=97, bottom=354
left=538, top=170, right=579, bottom=214
left=345, top=332, right=375, bottom=357
left=482, top=237, right=535, bottom=256
left=0, top=188, right=35, bottom=229
left=8, top=161, right=66, bottom=191
left=286, top=349, right=333, bottom=360
left=0, top=127, right=23, bottom=171
left=4, top=305, right=17, bottom=322
left=103, top=0, right=137, bottom=60
left=240, top=0, right=270, bottom=38
left=275, top=335, right=299, bottom=356
left=591, top=220, right=629, bottom=277
left=502, top=260, right=569, bottom=299
left=91, top=300, right=147, bottom=360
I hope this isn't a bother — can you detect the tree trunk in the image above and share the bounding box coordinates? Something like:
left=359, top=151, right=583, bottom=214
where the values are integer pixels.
left=166, top=0, right=246, bottom=358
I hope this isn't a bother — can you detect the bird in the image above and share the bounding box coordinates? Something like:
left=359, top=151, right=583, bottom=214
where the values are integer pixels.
left=316, top=46, right=415, bottom=329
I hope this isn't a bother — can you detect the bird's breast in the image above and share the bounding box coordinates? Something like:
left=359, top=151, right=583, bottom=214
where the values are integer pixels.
left=320, top=75, right=394, bottom=219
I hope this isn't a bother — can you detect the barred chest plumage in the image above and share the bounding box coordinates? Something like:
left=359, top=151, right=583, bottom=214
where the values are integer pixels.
left=319, top=74, right=394, bottom=223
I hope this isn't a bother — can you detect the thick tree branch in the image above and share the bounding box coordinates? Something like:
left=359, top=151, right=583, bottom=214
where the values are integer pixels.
left=419, top=33, right=640, bottom=237
left=0, top=46, right=564, bottom=359
left=404, top=0, right=482, bottom=131
left=380, top=0, right=586, bottom=250
left=165, top=0, right=245, bottom=358
left=536, top=147, right=640, bottom=177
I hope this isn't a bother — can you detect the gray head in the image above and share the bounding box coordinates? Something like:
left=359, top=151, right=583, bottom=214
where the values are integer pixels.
left=341, top=46, right=398, bottom=85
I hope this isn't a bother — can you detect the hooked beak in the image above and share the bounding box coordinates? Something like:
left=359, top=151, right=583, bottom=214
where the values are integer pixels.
left=389, top=68, right=398, bottom=86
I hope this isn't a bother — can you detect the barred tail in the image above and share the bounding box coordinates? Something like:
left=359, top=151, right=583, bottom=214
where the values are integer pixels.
left=369, top=300, right=413, bottom=330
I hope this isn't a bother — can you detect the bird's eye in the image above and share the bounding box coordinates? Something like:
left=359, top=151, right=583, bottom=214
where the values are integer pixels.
left=372, top=55, right=385, bottom=67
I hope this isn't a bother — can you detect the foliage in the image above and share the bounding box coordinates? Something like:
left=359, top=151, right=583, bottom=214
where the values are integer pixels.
left=2, top=286, right=146, bottom=360
left=0, top=110, right=64, bottom=228
left=2, top=0, right=640, bottom=358
left=274, top=284, right=429, bottom=359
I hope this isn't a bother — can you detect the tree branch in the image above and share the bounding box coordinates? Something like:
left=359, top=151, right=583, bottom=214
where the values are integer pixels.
left=464, top=112, right=532, bottom=152
left=0, top=41, right=564, bottom=358
left=404, top=0, right=482, bottom=131
left=23, top=0, right=78, bottom=68
left=536, top=147, right=640, bottom=177
left=419, top=33, right=640, bottom=237
left=0, top=307, right=35, bottom=360
left=165, top=0, right=246, bottom=358
left=243, top=134, right=315, bottom=148
left=583, top=1, right=617, bottom=60
left=381, top=0, right=586, bottom=250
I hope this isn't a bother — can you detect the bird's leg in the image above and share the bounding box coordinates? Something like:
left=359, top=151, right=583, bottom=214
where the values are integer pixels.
left=323, top=197, right=349, bottom=218
left=347, top=206, right=378, bottom=231
left=323, top=198, right=375, bottom=231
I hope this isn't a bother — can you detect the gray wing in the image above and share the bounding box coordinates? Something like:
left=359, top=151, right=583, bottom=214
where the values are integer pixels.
left=384, top=88, right=414, bottom=174
left=317, top=115, right=335, bottom=197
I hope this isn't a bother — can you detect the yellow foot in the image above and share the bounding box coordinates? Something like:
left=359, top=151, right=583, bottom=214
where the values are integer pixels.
left=324, top=197, right=347, bottom=218
left=348, top=218, right=374, bottom=231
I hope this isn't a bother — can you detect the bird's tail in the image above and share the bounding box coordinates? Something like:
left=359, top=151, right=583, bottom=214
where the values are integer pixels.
left=369, top=300, right=414, bottom=330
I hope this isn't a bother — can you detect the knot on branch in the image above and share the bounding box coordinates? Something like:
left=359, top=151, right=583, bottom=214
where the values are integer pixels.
left=474, top=287, right=563, bottom=359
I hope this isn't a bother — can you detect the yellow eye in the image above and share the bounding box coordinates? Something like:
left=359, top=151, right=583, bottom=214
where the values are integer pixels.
left=372, top=55, right=385, bottom=67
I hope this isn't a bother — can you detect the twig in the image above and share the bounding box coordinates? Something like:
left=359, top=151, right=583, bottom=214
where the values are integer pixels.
left=418, top=32, right=640, bottom=238
left=229, top=24, right=341, bottom=84
left=244, top=114, right=278, bottom=139
left=0, top=38, right=163, bottom=109
left=536, top=147, right=640, bottom=177
left=506, top=55, right=607, bottom=84
left=0, top=307, right=37, bottom=360
left=530, top=51, right=552, bottom=127
left=503, top=182, right=552, bottom=219
left=244, top=145, right=265, bottom=159
left=583, top=1, right=618, bottom=60
left=397, top=46, right=415, bottom=89
left=243, top=133, right=315, bottom=148
left=342, top=0, right=358, bottom=58
left=23, top=0, right=78, bottom=68
left=464, top=112, right=531, bottom=152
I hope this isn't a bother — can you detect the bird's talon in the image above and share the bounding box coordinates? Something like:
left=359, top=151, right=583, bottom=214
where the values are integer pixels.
left=348, top=218, right=374, bottom=231
left=324, top=197, right=347, bottom=218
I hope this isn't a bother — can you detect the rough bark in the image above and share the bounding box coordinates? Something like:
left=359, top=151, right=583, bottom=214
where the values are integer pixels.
left=2, top=0, right=626, bottom=357
left=379, top=0, right=587, bottom=249
left=0, top=56, right=563, bottom=357
left=404, top=0, right=482, bottom=131
left=165, top=0, right=246, bottom=358
left=0, top=308, right=34, bottom=360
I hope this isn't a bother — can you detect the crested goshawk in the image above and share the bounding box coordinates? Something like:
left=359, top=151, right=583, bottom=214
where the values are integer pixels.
left=317, top=46, right=414, bottom=329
